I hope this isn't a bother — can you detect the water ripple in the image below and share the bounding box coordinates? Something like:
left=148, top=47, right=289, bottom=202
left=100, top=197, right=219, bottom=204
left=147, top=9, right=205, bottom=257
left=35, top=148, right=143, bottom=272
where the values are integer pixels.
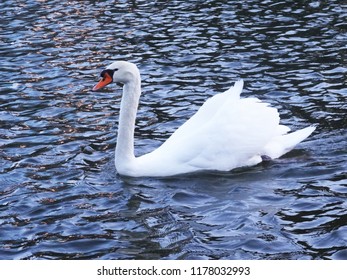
left=0, top=0, right=346, bottom=259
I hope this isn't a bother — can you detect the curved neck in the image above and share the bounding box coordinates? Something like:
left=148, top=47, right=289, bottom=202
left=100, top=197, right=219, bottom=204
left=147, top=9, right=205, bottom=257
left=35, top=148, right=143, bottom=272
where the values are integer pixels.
left=115, top=74, right=141, bottom=170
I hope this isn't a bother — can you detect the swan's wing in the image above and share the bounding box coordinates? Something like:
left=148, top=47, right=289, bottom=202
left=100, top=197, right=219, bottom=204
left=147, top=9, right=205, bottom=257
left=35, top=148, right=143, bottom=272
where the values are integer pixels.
left=163, top=80, right=244, bottom=146
left=182, top=97, right=281, bottom=170
left=145, top=88, right=282, bottom=172
left=136, top=80, right=314, bottom=176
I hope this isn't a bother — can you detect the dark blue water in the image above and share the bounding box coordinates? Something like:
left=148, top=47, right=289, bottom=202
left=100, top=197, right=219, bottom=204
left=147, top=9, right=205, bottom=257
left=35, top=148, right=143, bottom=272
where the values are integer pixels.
left=0, top=0, right=346, bottom=259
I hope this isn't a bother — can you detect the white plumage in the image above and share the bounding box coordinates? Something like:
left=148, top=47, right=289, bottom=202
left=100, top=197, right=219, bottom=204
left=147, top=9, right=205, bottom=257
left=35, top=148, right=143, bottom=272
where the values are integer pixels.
left=93, top=61, right=315, bottom=177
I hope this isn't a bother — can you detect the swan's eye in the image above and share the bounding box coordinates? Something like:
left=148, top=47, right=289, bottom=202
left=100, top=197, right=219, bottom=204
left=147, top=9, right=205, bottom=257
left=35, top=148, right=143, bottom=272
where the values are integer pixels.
left=100, top=69, right=115, bottom=81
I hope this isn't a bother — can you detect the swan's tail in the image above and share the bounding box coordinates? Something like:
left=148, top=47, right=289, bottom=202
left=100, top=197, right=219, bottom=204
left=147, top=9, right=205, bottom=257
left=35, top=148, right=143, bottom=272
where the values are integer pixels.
left=264, top=126, right=316, bottom=159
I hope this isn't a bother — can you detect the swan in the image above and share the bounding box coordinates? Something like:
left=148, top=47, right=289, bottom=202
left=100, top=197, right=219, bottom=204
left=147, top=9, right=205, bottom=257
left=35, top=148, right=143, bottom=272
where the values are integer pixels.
left=92, top=61, right=315, bottom=177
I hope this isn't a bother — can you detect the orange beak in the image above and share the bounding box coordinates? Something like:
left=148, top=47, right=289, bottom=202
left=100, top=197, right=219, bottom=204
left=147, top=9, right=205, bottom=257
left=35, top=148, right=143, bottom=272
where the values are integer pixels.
left=92, top=72, right=113, bottom=91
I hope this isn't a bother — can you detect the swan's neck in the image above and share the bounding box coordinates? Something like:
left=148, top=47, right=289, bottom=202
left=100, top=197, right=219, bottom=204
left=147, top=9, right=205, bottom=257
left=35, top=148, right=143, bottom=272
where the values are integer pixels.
left=115, top=75, right=141, bottom=172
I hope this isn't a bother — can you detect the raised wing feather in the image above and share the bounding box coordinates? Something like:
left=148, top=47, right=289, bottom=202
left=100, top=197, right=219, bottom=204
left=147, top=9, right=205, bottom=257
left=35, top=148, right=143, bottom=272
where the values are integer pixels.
left=140, top=80, right=282, bottom=172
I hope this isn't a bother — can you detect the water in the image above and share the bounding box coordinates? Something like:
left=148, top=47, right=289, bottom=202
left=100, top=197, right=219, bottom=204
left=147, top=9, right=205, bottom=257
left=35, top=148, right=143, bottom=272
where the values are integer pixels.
left=0, top=0, right=346, bottom=260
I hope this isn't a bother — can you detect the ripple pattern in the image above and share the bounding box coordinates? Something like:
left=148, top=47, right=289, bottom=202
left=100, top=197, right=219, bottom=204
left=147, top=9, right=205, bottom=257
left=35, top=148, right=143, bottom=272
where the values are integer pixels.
left=0, top=0, right=346, bottom=259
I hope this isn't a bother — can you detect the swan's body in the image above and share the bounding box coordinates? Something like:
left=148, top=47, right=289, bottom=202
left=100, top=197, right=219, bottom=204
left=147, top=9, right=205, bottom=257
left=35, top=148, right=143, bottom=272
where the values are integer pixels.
left=93, top=61, right=315, bottom=177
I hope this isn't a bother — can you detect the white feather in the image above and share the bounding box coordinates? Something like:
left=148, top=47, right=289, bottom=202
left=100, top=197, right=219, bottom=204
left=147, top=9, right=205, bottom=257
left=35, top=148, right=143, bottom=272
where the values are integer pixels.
left=94, top=61, right=315, bottom=177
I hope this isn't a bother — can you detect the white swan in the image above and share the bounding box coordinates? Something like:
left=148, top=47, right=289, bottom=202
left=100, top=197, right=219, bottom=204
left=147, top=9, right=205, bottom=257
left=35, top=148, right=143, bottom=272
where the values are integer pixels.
left=92, top=61, right=315, bottom=177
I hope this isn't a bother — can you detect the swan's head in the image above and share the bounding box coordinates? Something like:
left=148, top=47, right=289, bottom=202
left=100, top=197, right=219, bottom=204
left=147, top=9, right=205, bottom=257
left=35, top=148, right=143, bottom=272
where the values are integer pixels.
left=92, top=61, right=139, bottom=91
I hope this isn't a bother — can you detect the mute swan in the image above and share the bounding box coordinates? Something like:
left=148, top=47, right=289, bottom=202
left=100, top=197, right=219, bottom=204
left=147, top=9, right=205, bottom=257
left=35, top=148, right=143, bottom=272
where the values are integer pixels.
left=92, top=61, right=315, bottom=177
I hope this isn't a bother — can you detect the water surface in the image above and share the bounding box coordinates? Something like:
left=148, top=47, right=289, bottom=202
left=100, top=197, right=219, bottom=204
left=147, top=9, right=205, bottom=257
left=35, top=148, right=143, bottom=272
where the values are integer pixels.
left=0, top=0, right=346, bottom=259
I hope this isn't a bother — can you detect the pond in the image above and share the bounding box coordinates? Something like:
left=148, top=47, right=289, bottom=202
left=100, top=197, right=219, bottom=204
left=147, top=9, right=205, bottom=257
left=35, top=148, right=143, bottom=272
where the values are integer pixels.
left=0, top=0, right=346, bottom=259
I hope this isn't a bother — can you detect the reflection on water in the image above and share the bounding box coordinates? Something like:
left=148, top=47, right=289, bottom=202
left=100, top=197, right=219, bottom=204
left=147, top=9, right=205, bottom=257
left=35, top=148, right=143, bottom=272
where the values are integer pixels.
left=0, top=0, right=346, bottom=259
